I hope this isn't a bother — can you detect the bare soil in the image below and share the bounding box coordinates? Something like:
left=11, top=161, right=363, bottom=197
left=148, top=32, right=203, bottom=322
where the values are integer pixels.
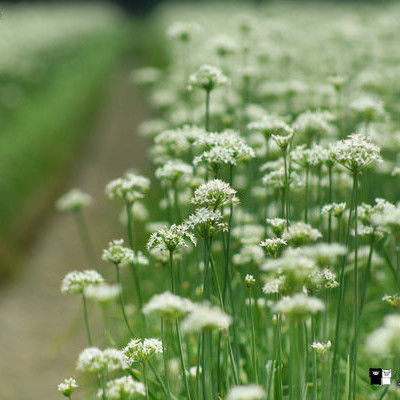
left=0, top=63, right=149, bottom=399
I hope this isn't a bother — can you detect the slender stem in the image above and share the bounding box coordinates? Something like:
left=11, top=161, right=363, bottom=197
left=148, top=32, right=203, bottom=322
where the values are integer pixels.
left=143, top=363, right=149, bottom=400
left=201, top=330, right=207, bottom=400
left=115, top=263, right=135, bottom=337
left=283, top=153, right=290, bottom=227
left=82, top=294, right=93, bottom=346
left=328, top=166, right=333, bottom=243
left=126, top=201, right=135, bottom=250
left=149, top=361, right=169, bottom=398
left=176, top=320, right=192, bottom=400
left=330, top=173, right=356, bottom=399
left=226, top=333, right=239, bottom=384
left=248, top=288, right=258, bottom=383
left=161, top=319, right=171, bottom=400
left=169, top=250, right=175, bottom=294
left=352, top=172, right=359, bottom=400
left=205, top=90, right=210, bottom=132
left=74, top=211, right=97, bottom=267
left=305, top=166, right=309, bottom=223
left=311, top=315, right=317, bottom=400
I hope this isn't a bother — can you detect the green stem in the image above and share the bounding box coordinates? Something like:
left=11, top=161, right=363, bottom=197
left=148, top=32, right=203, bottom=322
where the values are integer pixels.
left=149, top=361, right=169, bottom=398
left=328, top=165, right=333, bottom=243
left=205, top=90, right=210, bottom=132
left=305, top=166, right=309, bottom=223
left=169, top=250, right=175, bottom=294
left=176, top=320, right=192, bottom=400
left=283, top=153, right=290, bottom=227
left=161, top=319, right=171, bottom=400
left=311, top=315, right=317, bottom=400
left=248, top=288, right=258, bottom=383
left=82, top=294, right=93, bottom=346
left=143, top=363, right=149, bottom=400
left=226, top=333, right=239, bottom=385
left=201, top=330, right=207, bottom=400
left=115, top=263, right=135, bottom=337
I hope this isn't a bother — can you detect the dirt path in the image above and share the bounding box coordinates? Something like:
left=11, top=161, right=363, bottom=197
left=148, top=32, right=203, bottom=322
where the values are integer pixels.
left=0, top=62, right=149, bottom=400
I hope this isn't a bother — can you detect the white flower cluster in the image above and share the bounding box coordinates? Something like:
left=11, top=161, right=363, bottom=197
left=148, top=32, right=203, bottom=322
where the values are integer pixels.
left=56, top=188, right=92, bottom=213
left=102, top=239, right=149, bottom=267
left=321, top=202, right=347, bottom=218
left=155, top=159, right=193, bottom=184
left=282, top=222, right=322, bottom=247
left=61, top=270, right=104, bottom=295
left=329, top=133, right=381, bottom=173
left=191, top=179, right=239, bottom=209
left=99, top=376, right=146, bottom=399
left=226, top=384, right=266, bottom=400
left=366, top=314, right=400, bottom=356
left=105, top=172, right=150, bottom=203
left=311, top=340, right=332, bottom=355
left=77, top=347, right=128, bottom=373
left=260, top=238, right=287, bottom=257
left=147, top=224, right=196, bottom=252
left=123, top=338, right=163, bottom=364
left=84, top=284, right=120, bottom=306
left=350, top=96, right=385, bottom=123
left=183, top=207, right=229, bottom=239
left=188, top=64, right=229, bottom=92
left=166, top=21, right=202, bottom=43
left=57, top=377, right=78, bottom=397
left=143, top=291, right=194, bottom=319
left=275, top=293, right=325, bottom=317
left=182, top=302, right=232, bottom=333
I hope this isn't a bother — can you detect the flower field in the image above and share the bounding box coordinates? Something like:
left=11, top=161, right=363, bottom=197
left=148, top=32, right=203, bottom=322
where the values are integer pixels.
left=56, top=2, right=400, bottom=400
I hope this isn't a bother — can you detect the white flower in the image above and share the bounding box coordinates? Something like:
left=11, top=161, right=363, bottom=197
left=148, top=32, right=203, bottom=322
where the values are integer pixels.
left=182, top=302, right=232, bottom=333
left=329, top=133, right=381, bottom=173
left=282, top=222, right=322, bottom=246
left=311, top=340, right=332, bottom=355
left=77, top=347, right=128, bottom=373
left=293, top=110, right=335, bottom=141
left=99, top=376, right=145, bottom=399
left=61, top=270, right=104, bottom=295
left=56, top=188, right=91, bottom=212
left=84, top=284, right=120, bottom=306
left=272, top=130, right=294, bottom=153
left=155, top=159, right=193, bottom=184
left=382, top=294, right=400, bottom=307
left=211, top=35, right=238, bottom=57
left=266, top=218, right=287, bottom=237
left=366, top=314, right=400, bottom=356
left=188, top=64, right=229, bottom=92
left=262, top=277, right=285, bottom=295
left=232, top=245, right=264, bottom=267
left=245, top=274, right=256, bottom=288
left=166, top=21, right=201, bottom=42
left=102, top=239, right=133, bottom=265
left=275, top=294, right=325, bottom=317
left=147, top=224, right=196, bottom=252
left=248, top=117, right=291, bottom=139
left=350, top=96, right=385, bottom=123
left=143, top=291, right=194, bottom=319
left=58, top=378, right=78, bottom=397
left=260, top=238, right=287, bottom=257
left=183, top=207, right=229, bottom=239
left=226, top=384, right=266, bottom=400
left=123, top=338, right=163, bottom=364
left=321, top=202, right=347, bottom=218
left=191, top=179, right=239, bottom=209
left=105, top=173, right=150, bottom=203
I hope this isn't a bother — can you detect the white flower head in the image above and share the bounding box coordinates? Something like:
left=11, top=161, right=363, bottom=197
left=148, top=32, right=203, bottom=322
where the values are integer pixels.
left=143, top=291, right=194, bottom=319
left=266, top=218, right=287, bottom=237
left=147, top=224, right=196, bottom=252
left=226, top=384, right=266, bottom=400
left=84, top=284, right=120, bottom=306
left=105, top=173, right=150, bottom=203
left=167, top=21, right=202, bottom=42
left=191, top=179, right=239, bottom=209
left=311, top=340, right=332, bottom=355
left=366, top=314, right=400, bottom=356
left=99, top=376, right=146, bottom=399
left=260, top=238, right=287, bottom=257
left=123, top=338, right=163, bottom=364
left=275, top=293, right=325, bottom=317
left=183, top=207, right=229, bottom=239
left=77, top=347, right=128, bottom=373
left=102, top=239, right=133, bottom=265
left=188, top=64, right=229, bottom=92
left=182, top=302, right=232, bottom=333
left=155, top=159, right=193, bottom=185
left=58, top=378, right=78, bottom=397
left=321, top=202, right=347, bottom=218
left=56, top=188, right=92, bottom=213
left=61, top=270, right=104, bottom=295
left=282, top=222, right=322, bottom=247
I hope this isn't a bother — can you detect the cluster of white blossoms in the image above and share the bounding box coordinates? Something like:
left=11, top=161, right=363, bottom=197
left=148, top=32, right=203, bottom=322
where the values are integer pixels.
left=275, top=293, right=325, bottom=317
left=147, top=224, right=196, bottom=252
left=311, top=340, right=332, bottom=355
left=77, top=347, right=128, bottom=373
left=56, top=188, right=92, bottom=213
left=166, top=21, right=202, bottom=43
left=259, top=238, right=287, bottom=257
left=143, top=291, right=194, bottom=319
left=247, top=116, right=291, bottom=139
left=102, top=239, right=149, bottom=266
left=105, top=172, right=150, bottom=203
left=188, top=64, right=229, bottom=92
left=61, top=270, right=104, bottom=295
left=123, top=338, right=163, bottom=364
left=293, top=110, right=335, bottom=141
left=226, top=384, right=266, bottom=400
left=266, top=218, right=287, bottom=237
left=183, top=207, right=229, bottom=239
left=321, top=202, right=347, bottom=218
left=329, top=133, right=382, bottom=173
left=349, top=96, right=385, bottom=123
left=366, top=314, right=400, bottom=356
left=282, top=222, right=322, bottom=247
left=191, top=179, right=239, bottom=209
left=182, top=302, right=232, bottom=333
left=99, top=376, right=146, bottom=400
left=84, top=284, right=120, bottom=306
left=57, top=378, right=78, bottom=397
left=155, top=159, right=193, bottom=185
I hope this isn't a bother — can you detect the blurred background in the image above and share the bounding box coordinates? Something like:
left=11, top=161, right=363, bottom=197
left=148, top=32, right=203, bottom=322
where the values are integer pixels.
left=0, top=0, right=398, bottom=399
